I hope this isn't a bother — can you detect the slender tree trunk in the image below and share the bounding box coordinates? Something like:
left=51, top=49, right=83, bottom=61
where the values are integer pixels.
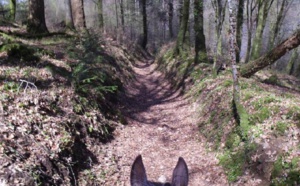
left=97, top=0, right=104, bottom=31
left=174, top=0, right=190, bottom=55
left=27, top=0, right=48, bottom=34
left=194, top=0, right=208, bottom=63
left=240, top=29, right=300, bottom=78
left=66, top=0, right=75, bottom=29
left=115, top=0, right=119, bottom=28
left=120, top=0, right=125, bottom=31
left=228, top=0, right=249, bottom=139
left=168, top=0, right=174, bottom=38
left=286, top=49, right=298, bottom=75
left=245, top=0, right=257, bottom=63
left=71, top=0, right=86, bottom=32
left=268, top=0, right=292, bottom=49
left=251, top=0, right=274, bottom=60
left=212, top=0, right=227, bottom=74
left=9, top=0, right=16, bottom=21
left=141, top=0, right=148, bottom=49
left=228, top=0, right=240, bottom=103
left=236, top=0, right=244, bottom=63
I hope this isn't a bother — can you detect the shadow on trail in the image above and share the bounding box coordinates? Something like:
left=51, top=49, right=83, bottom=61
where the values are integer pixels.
left=121, top=59, right=189, bottom=125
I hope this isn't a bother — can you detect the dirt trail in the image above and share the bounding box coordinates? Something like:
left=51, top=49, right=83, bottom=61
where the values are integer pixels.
left=105, top=59, right=228, bottom=185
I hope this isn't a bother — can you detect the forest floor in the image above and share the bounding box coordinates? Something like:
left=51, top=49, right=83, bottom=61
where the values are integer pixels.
left=103, top=58, right=229, bottom=185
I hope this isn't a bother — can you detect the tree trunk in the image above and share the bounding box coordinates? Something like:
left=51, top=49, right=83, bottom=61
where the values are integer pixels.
left=286, top=49, right=298, bottom=75
left=9, top=0, right=16, bottom=21
left=141, top=0, right=148, bottom=49
left=71, top=0, right=86, bottom=32
left=240, top=29, right=300, bottom=78
left=120, top=0, right=125, bottom=31
left=174, top=0, right=190, bottom=55
left=268, top=0, right=291, bottom=50
left=194, top=0, right=208, bottom=63
left=66, top=0, right=75, bottom=29
left=211, top=0, right=227, bottom=75
left=228, top=0, right=249, bottom=140
left=244, top=0, right=257, bottom=63
left=97, top=0, right=104, bottom=30
left=27, top=0, right=48, bottom=34
left=250, top=0, right=274, bottom=60
left=228, top=0, right=240, bottom=103
left=236, top=0, right=244, bottom=63
left=168, top=0, right=174, bottom=38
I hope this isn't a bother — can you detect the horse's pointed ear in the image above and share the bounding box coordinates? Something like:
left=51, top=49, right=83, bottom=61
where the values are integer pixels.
left=171, top=157, right=188, bottom=186
left=130, top=155, right=147, bottom=186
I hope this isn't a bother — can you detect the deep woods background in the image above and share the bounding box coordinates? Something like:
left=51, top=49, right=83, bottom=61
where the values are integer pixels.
left=2, top=0, right=300, bottom=77
left=1, top=0, right=300, bottom=185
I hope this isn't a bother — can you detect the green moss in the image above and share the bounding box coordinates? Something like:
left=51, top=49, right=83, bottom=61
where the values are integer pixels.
left=0, top=43, right=39, bottom=62
left=243, top=92, right=253, bottom=101
left=250, top=107, right=271, bottom=125
left=223, top=80, right=233, bottom=87
left=225, top=132, right=241, bottom=149
left=271, top=157, right=300, bottom=186
left=240, top=82, right=249, bottom=90
left=252, top=95, right=278, bottom=110
left=275, top=121, right=288, bottom=135
left=219, top=149, right=245, bottom=182
left=264, top=74, right=281, bottom=86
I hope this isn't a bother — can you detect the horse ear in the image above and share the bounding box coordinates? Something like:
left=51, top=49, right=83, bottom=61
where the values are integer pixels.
left=130, top=155, right=148, bottom=186
left=171, top=157, right=188, bottom=186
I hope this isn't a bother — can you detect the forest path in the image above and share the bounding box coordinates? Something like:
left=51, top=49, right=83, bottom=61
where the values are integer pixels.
left=105, top=59, right=228, bottom=185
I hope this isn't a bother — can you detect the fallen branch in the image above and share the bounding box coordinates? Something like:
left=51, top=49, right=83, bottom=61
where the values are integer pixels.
left=18, top=79, right=38, bottom=93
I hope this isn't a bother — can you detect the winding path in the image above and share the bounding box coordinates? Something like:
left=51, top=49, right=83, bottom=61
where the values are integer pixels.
left=105, top=59, right=228, bottom=185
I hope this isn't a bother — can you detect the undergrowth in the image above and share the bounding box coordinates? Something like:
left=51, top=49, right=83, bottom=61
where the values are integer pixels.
left=155, top=45, right=300, bottom=185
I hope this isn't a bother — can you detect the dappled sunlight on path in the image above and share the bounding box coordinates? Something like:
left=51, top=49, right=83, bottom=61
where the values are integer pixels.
left=104, top=59, right=228, bottom=185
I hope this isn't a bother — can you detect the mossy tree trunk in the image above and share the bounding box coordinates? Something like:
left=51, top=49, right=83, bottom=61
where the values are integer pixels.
left=250, top=0, right=274, bottom=60
left=174, top=0, right=190, bottom=56
left=71, top=0, right=87, bottom=32
left=240, top=29, right=300, bottom=78
left=211, top=0, right=227, bottom=75
left=9, top=0, right=16, bottom=21
left=27, top=0, right=48, bottom=34
left=194, top=0, right=208, bottom=63
left=141, top=0, right=148, bottom=49
left=244, top=0, right=257, bottom=63
left=286, top=49, right=298, bottom=75
left=228, top=0, right=249, bottom=139
left=268, top=0, right=291, bottom=50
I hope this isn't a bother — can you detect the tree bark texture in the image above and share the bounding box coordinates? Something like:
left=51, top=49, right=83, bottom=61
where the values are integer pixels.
left=174, top=0, right=190, bottom=55
left=250, top=0, right=274, bottom=60
left=98, top=0, right=104, bottom=30
left=240, top=29, right=300, bottom=78
left=236, top=0, right=244, bottom=63
left=194, top=0, right=208, bottom=63
left=27, top=0, right=48, bottom=34
left=141, top=0, right=148, bottom=49
left=168, top=0, right=174, bottom=38
left=71, top=0, right=86, bottom=31
left=9, top=0, right=16, bottom=21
